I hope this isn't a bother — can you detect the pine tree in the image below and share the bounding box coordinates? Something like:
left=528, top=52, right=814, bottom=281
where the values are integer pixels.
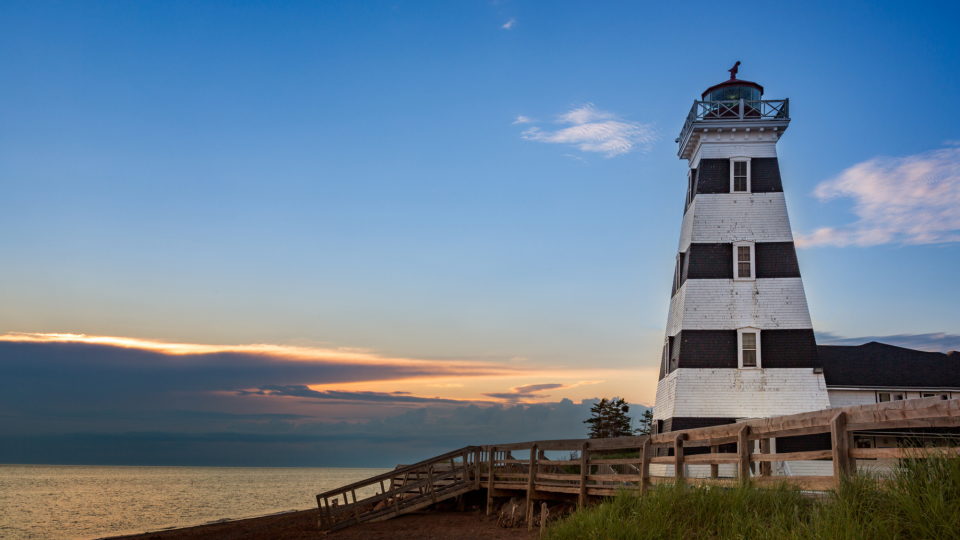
left=636, top=408, right=654, bottom=436
left=584, top=397, right=637, bottom=439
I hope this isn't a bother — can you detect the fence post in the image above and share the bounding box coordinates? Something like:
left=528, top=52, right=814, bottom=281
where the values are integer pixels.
left=674, top=433, right=685, bottom=482
left=351, top=490, right=360, bottom=524
left=710, top=445, right=719, bottom=479
left=760, top=438, right=772, bottom=476
left=640, top=437, right=651, bottom=495
left=737, top=424, right=751, bottom=484
left=461, top=451, right=469, bottom=484
left=578, top=440, right=589, bottom=508
left=540, top=502, right=548, bottom=538
left=831, top=411, right=853, bottom=481
left=526, top=444, right=539, bottom=531
left=486, top=447, right=495, bottom=516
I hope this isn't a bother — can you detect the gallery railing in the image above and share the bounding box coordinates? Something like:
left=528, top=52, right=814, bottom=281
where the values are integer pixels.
left=677, top=98, right=789, bottom=154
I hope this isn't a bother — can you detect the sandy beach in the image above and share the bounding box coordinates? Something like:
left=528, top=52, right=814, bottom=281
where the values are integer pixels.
left=109, top=510, right=538, bottom=540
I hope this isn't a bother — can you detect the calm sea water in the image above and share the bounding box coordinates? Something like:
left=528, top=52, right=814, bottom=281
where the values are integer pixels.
left=0, top=465, right=390, bottom=540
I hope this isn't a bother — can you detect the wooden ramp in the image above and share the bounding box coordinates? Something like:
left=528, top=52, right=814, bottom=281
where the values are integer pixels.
left=317, top=446, right=482, bottom=532
left=318, top=396, right=960, bottom=532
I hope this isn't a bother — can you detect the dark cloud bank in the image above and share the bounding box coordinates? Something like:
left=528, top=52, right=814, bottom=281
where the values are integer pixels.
left=0, top=341, right=633, bottom=467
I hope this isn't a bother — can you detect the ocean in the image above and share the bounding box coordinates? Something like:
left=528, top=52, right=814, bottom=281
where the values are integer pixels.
left=0, top=464, right=390, bottom=540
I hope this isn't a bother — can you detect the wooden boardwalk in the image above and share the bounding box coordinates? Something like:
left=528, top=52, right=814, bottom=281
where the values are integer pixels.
left=317, top=396, right=960, bottom=532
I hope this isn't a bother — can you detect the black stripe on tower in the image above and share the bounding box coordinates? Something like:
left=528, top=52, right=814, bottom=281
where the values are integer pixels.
left=659, top=329, right=822, bottom=380
left=691, top=158, right=784, bottom=196
left=671, top=242, right=801, bottom=296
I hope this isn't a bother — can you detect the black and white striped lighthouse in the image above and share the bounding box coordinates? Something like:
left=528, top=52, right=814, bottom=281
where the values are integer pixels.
left=652, top=66, right=830, bottom=471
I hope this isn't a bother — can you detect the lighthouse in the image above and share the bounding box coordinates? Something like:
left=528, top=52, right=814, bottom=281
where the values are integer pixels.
left=652, top=65, right=832, bottom=475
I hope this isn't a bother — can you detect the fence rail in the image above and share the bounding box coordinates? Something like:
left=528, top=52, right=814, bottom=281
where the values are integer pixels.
left=318, top=396, right=960, bottom=531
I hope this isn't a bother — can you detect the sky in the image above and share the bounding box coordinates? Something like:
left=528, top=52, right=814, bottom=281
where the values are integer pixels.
left=1, top=0, right=958, bottom=467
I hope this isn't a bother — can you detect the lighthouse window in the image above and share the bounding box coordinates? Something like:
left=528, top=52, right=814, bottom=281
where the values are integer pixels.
left=738, top=328, right=761, bottom=369
left=732, top=242, right=755, bottom=280
left=729, top=158, right=751, bottom=193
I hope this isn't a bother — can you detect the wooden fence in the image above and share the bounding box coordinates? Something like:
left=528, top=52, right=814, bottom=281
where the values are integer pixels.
left=319, top=396, right=960, bottom=531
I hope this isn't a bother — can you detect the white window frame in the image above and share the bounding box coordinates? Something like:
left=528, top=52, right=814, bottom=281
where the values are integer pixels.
left=733, top=241, right=755, bottom=281
left=737, top=327, right=761, bottom=369
left=729, top=157, right=751, bottom=193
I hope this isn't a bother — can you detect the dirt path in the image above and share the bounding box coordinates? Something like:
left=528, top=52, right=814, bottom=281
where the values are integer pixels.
left=109, top=510, right=538, bottom=540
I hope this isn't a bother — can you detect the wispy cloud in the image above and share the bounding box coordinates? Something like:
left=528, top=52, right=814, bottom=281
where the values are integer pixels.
left=512, top=115, right=535, bottom=124
left=815, top=332, right=960, bottom=353
left=502, top=18, right=515, bottom=29
left=0, top=332, right=508, bottom=374
left=796, top=148, right=960, bottom=247
left=236, top=385, right=476, bottom=405
left=518, top=104, right=658, bottom=157
left=482, top=380, right=603, bottom=402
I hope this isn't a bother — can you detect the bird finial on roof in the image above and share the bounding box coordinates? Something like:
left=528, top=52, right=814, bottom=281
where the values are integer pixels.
left=728, top=61, right=741, bottom=80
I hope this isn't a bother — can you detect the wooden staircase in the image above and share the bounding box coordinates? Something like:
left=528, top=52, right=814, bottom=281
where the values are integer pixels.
left=316, top=446, right=481, bottom=532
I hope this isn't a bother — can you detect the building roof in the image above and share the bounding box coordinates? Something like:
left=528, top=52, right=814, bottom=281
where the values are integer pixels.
left=819, top=342, right=960, bottom=389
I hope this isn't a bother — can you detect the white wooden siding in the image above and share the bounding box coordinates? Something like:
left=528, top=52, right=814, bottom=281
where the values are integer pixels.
left=679, top=193, right=794, bottom=252
left=666, top=368, right=831, bottom=418
left=671, top=278, right=814, bottom=331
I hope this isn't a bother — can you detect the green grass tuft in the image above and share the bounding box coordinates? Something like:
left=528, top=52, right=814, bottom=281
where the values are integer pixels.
left=545, top=456, right=960, bottom=540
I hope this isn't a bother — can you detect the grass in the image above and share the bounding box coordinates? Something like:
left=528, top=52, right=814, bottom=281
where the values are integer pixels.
left=545, top=455, right=960, bottom=540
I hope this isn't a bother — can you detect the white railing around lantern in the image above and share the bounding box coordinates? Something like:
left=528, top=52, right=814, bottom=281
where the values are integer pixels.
left=677, top=98, right=789, bottom=155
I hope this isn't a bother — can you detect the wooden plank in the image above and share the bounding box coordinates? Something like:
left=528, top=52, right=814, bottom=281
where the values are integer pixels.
left=649, top=456, right=674, bottom=464
left=682, top=453, right=740, bottom=464
left=760, top=439, right=771, bottom=476
left=831, top=412, right=853, bottom=480
left=587, top=474, right=640, bottom=482
left=578, top=435, right=649, bottom=450
left=752, top=476, right=837, bottom=491
left=847, top=416, right=960, bottom=431
left=486, top=447, right=495, bottom=516
left=710, top=445, right=719, bottom=479
left=496, top=473, right=531, bottom=480
left=674, top=433, right=685, bottom=481
left=526, top=444, right=538, bottom=531
left=737, top=424, right=750, bottom=484
left=536, top=473, right=581, bottom=481
left=492, top=439, right=584, bottom=452
left=849, top=447, right=960, bottom=459
left=537, top=484, right=582, bottom=495
left=540, top=459, right=580, bottom=466
left=640, top=438, right=650, bottom=496
left=491, top=481, right=529, bottom=490
left=351, top=490, right=360, bottom=524
left=578, top=440, right=588, bottom=509
left=751, top=450, right=832, bottom=462
left=590, top=458, right=641, bottom=465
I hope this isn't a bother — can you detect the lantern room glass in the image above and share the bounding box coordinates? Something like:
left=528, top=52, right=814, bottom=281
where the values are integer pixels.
left=707, top=86, right=761, bottom=102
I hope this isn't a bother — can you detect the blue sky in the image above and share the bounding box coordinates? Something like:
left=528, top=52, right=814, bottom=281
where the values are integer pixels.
left=1, top=0, right=958, bottom=466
